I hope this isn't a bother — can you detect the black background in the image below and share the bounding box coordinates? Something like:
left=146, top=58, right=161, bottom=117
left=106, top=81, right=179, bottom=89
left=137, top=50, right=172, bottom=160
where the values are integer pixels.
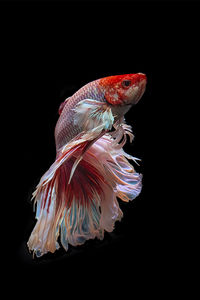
left=1, top=0, right=198, bottom=294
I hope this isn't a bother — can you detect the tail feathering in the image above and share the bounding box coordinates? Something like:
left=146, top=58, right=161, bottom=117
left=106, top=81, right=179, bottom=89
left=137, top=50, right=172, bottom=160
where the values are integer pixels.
left=27, top=121, right=142, bottom=257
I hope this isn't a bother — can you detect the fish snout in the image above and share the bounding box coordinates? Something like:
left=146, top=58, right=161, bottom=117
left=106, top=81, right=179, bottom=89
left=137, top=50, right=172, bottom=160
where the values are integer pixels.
left=137, top=73, right=147, bottom=83
left=133, top=73, right=147, bottom=104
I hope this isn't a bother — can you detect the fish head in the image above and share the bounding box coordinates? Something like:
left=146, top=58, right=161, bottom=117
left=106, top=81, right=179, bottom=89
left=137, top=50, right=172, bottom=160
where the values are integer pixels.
left=100, top=73, right=146, bottom=105
left=99, top=73, right=147, bottom=119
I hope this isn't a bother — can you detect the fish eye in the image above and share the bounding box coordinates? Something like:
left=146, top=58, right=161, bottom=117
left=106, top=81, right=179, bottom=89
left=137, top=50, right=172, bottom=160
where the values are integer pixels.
left=122, top=80, right=131, bottom=87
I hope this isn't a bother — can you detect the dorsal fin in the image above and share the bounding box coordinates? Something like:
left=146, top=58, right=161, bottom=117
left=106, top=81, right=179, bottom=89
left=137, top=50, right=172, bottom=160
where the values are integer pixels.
left=58, top=97, right=71, bottom=115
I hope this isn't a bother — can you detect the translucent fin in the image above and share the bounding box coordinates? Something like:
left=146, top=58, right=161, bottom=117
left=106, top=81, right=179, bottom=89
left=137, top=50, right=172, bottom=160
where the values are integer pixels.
left=73, top=99, right=114, bottom=133
left=28, top=119, right=142, bottom=257
left=28, top=151, right=109, bottom=256
left=27, top=178, right=60, bottom=256
left=88, top=132, right=142, bottom=203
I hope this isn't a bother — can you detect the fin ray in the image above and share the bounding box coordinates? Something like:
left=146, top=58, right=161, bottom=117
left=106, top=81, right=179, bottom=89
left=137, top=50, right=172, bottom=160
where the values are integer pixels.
left=28, top=119, right=142, bottom=257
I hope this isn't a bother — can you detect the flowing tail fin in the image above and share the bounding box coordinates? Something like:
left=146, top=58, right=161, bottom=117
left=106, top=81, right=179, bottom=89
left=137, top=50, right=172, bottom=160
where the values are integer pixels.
left=27, top=126, right=142, bottom=257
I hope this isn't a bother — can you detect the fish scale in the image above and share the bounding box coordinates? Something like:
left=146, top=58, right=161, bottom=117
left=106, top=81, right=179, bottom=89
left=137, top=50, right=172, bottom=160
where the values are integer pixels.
left=55, top=79, right=104, bottom=150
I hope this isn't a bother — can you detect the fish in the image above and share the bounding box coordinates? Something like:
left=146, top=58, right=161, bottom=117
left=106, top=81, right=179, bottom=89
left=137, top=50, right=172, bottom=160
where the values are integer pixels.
left=27, top=73, right=147, bottom=257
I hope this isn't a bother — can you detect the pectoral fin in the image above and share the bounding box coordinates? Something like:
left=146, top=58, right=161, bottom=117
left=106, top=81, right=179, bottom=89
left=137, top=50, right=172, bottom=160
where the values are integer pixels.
left=73, top=99, right=114, bottom=135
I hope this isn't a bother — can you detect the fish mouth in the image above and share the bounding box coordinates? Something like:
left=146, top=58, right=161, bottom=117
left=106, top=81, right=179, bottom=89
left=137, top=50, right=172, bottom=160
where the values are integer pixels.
left=123, top=103, right=133, bottom=107
left=134, top=76, right=147, bottom=104
left=137, top=73, right=147, bottom=82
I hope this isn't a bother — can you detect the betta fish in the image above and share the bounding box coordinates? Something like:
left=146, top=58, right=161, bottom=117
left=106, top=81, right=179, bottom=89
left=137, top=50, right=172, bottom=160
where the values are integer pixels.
left=27, top=73, right=147, bottom=257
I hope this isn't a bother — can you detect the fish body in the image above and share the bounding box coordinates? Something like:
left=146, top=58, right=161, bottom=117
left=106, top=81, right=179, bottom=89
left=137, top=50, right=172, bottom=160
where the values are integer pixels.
left=27, top=73, right=147, bottom=257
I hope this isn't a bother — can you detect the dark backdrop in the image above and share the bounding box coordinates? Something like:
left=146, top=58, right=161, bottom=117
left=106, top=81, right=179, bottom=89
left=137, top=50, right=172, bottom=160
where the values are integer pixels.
left=1, top=0, right=197, bottom=293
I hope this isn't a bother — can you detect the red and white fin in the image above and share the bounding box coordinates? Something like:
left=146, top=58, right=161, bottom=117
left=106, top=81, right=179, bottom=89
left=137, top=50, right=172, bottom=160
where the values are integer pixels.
left=27, top=140, right=122, bottom=256
left=27, top=102, right=142, bottom=257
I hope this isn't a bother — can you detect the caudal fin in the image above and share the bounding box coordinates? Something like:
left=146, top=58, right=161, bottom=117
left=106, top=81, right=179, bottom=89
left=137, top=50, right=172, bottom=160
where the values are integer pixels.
left=27, top=125, right=142, bottom=257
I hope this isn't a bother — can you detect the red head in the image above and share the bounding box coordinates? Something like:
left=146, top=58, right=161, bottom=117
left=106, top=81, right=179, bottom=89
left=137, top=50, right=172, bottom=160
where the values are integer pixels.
left=99, top=73, right=147, bottom=106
